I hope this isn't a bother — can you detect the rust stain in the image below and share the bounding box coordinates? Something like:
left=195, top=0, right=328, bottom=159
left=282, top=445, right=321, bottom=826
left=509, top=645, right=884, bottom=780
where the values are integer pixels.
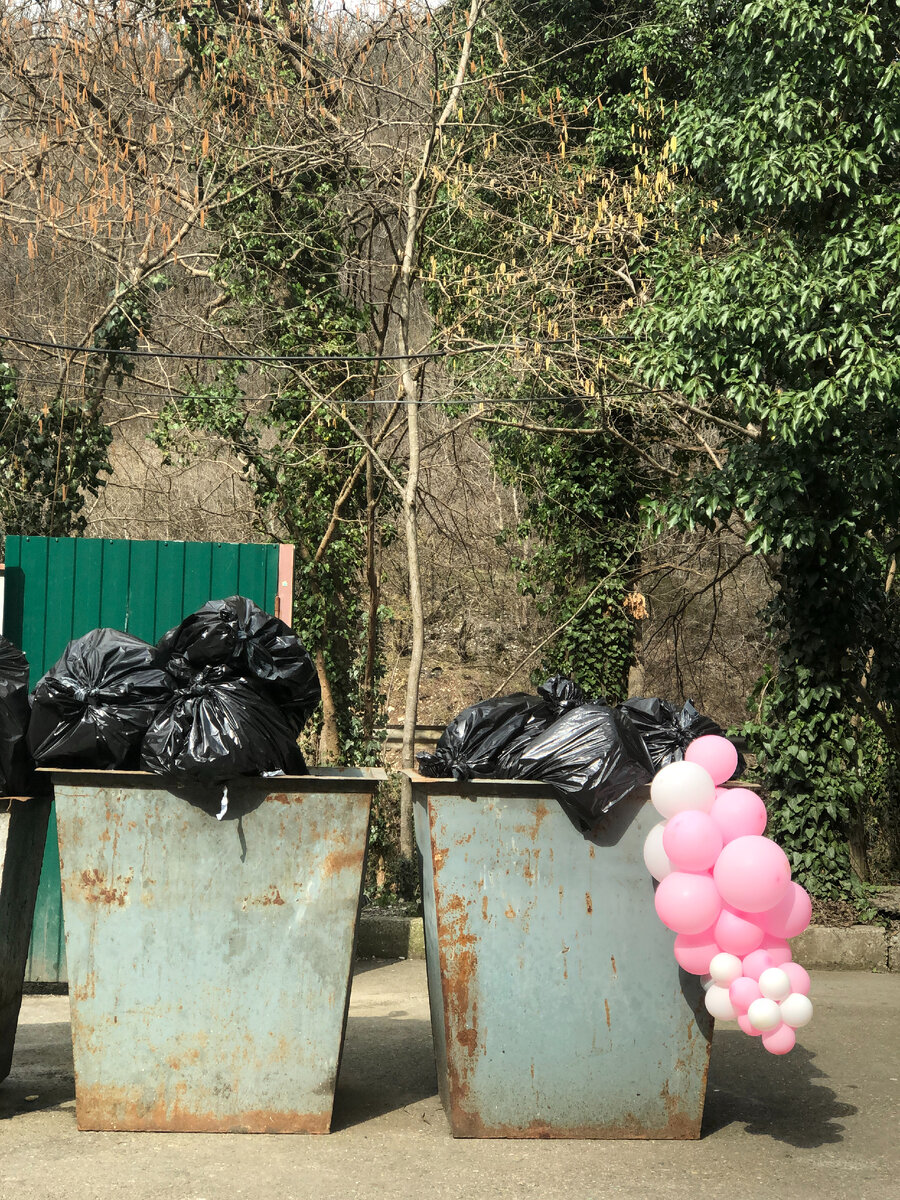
left=74, top=1086, right=331, bottom=1133
left=610, top=955, right=617, bottom=977
left=589, top=845, right=596, bottom=858
left=448, top=1110, right=702, bottom=1139
left=321, top=848, right=361, bottom=878
left=505, top=903, right=516, bottom=920
left=79, top=866, right=132, bottom=907
left=481, top=895, right=488, bottom=920
left=604, top=999, right=611, bottom=1029
left=585, top=892, right=593, bottom=915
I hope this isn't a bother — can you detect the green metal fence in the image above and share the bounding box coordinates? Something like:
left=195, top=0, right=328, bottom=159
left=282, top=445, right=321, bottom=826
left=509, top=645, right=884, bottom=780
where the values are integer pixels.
left=2, top=536, right=291, bottom=982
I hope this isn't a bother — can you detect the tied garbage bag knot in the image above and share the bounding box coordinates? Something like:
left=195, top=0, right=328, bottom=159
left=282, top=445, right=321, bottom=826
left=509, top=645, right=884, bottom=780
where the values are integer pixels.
left=156, top=595, right=320, bottom=735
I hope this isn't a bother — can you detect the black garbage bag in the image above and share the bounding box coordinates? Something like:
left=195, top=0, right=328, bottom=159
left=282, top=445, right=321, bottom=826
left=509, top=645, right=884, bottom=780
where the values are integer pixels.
left=27, top=629, right=169, bottom=770
left=617, top=696, right=738, bottom=773
left=417, top=692, right=550, bottom=781
left=516, top=703, right=653, bottom=833
left=140, top=667, right=308, bottom=785
left=0, top=636, right=31, bottom=794
left=418, top=676, right=590, bottom=782
left=157, top=596, right=320, bottom=733
left=493, top=675, right=590, bottom=777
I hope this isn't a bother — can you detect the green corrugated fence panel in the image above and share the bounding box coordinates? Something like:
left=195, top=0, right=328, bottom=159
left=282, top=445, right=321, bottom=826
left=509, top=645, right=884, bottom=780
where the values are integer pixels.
left=2, top=536, right=282, bottom=983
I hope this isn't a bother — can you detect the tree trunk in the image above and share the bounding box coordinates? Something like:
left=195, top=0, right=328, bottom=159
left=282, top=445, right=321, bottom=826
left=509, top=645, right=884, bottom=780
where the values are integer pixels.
left=362, top=437, right=379, bottom=742
left=315, top=647, right=341, bottom=763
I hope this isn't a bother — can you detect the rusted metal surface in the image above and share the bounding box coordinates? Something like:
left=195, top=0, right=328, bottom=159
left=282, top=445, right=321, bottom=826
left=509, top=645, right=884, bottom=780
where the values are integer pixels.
left=407, top=773, right=713, bottom=1139
left=52, top=768, right=384, bottom=1133
left=0, top=797, right=51, bottom=1080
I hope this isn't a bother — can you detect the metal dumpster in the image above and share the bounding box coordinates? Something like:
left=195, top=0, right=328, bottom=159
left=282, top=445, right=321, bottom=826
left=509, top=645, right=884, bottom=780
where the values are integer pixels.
left=407, top=772, right=713, bottom=1139
left=0, top=796, right=51, bottom=1080
left=51, top=767, right=384, bottom=1133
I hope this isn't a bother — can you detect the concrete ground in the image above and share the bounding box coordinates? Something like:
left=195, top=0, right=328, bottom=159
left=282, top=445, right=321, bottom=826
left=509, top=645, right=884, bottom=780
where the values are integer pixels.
left=1, top=962, right=897, bottom=1200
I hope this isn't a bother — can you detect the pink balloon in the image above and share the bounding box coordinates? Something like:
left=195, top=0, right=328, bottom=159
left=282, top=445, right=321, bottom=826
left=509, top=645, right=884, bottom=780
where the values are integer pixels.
left=673, top=927, right=721, bottom=975
left=757, top=882, right=812, bottom=939
left=737, top=1013, right=763, bottom=1037
left=782, top=962, right=811, bottom=996
left=762, top=1023, right=797, bottom=1055
left=729, top=976, right=762, bottom=1015
left=759, top=934, right=792, bottom=966
left=714, top=906, right=765, bottom=956
left=713, top=835, right=791, bottom=912
left=684, top=735, right=739, bottom=785
left=654, top=871, right=723, bottom=935
left=710, top=788, right=768, bottom=843
left=663, top=810, right=724, bottom=873
left=741, top=949, right=775, bottom=981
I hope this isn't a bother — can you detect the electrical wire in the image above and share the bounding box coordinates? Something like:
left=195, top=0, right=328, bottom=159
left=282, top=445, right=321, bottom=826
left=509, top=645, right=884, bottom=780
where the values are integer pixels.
left=0, top=329, right=636, bottom=364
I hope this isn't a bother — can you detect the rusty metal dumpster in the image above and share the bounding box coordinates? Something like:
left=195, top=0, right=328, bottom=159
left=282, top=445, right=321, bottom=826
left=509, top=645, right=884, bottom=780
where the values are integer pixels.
left=407, top=772, right=713, bottom=1139
left=1, top=796, right=51, bottom=1081
left=50, top=767, right=384, bottom=1133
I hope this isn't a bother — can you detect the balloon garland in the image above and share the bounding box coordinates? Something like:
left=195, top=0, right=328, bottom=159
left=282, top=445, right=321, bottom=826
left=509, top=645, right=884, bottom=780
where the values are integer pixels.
left=643, top=735, right=813, bottom=1055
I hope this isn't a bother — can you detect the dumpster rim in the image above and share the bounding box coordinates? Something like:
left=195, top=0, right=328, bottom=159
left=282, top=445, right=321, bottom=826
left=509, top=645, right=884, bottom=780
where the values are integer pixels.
left=40, top=766, right=387, bottom=793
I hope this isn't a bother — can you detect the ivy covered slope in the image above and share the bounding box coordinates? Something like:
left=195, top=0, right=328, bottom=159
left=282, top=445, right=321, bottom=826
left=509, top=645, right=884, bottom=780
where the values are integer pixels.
left=633, top=0, right=900, bottom=897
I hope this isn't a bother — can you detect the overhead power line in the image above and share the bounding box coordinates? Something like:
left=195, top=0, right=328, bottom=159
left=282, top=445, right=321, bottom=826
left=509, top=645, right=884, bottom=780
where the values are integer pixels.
left=0, top=330, right=635, bottom=364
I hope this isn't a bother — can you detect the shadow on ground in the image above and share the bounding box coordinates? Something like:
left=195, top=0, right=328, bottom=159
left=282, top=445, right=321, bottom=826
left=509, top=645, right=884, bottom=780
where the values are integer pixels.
left=0, top=1022, right=75, bottom=1119
left=702, top=1029, right=857, bottom=1147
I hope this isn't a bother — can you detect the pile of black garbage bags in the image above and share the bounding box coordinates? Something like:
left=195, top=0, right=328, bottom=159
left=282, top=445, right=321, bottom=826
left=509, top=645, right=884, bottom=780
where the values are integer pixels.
left=417, top=680, right=734, bottom=835
left=19, top=597, right=320, bottom=791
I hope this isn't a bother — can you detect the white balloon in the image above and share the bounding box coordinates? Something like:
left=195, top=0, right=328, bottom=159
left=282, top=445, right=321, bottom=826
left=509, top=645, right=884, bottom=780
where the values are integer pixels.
left=650, top=761, right=717, bottom=819
left=704, top=984, right=737, bottom=1021
left=709, top=952, right=743, bottom=987
left=642, top=821, right=672, bottom=881
left=747, top=997, right=782, bottom=1032
left=758, top=967, right=792, bottom=1002
left=779, top=992, right=814, bottom=1029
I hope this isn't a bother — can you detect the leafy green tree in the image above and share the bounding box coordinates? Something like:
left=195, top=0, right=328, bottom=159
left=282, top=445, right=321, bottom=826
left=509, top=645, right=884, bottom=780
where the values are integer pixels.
left=632, top=0, right=900, bottom=894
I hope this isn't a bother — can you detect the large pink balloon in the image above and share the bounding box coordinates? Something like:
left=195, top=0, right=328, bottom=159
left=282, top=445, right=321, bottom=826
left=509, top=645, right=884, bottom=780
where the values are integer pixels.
left=673, top=927, right=721, bottom=975
left=737, top=1013, right=763, bottom=1037
left=741, top=949, right=775, bottom=981
left=663, top=810, right=723, bottom=873
left=710, top=788, right=768, bottom=843
left=762, top=1023, right=797, bottom=1055
left=713, top=835, right=791, bottom=912
left=782, top=962, right=811, bottom=996
left=729, top=975, right=762, bottom=1015
left=758, top=882, right=812, bottom=939
left=714, top=906, right=765, bottom=956
left=684, top=735, right=738, bottom=785
left=654, top=871, right=723, bottom=935
left=759, top=934, right=792, bottom=966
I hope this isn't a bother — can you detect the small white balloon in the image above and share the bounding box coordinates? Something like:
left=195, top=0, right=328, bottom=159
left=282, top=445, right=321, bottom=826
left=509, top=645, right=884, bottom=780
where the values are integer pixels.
left=709, top=952, right=743, bottom=987
left=758, top=967, right=792, bottom=1002
left=747, top=997, right=782, bottom=1032
left=642, top=821, right=672, bottom=881
left=704, top=984, right=738, bottom=1021
left=779, top=992, right=814, bottom=1029
left=650, top=761, right=717, bottom=819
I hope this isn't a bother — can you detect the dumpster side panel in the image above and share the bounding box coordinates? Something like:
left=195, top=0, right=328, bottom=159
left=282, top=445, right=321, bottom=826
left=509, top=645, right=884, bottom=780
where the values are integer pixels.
left=55, top=775, right=372, bottom=1133
left=416, top=782, right=712, bottom=1139
left=414, top=793, right=451, bottom=1113
left=0, top=799, right=51, bottom=1079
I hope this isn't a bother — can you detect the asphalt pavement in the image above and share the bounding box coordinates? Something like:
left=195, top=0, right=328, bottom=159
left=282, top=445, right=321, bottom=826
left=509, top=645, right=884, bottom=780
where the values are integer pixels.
left=1, top=962, right=897, bottom=1200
